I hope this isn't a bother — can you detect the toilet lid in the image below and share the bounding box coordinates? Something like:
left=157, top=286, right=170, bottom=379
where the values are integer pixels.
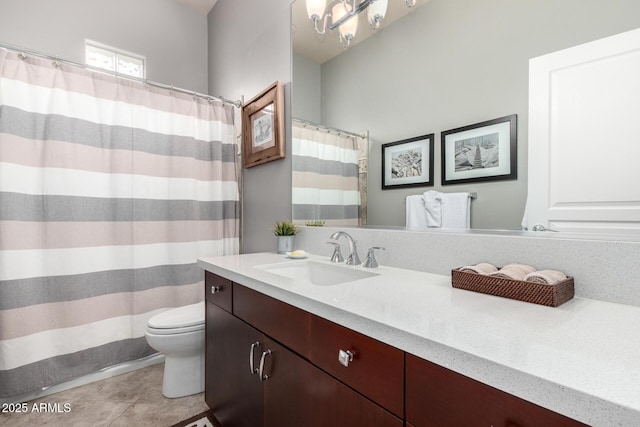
left=148, top=301, right=204, bottom=329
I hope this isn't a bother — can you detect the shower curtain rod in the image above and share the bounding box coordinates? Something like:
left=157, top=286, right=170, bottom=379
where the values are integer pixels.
left=0, top=42, right=243, bottom=108
left=293, top=117, right=367, bottom=139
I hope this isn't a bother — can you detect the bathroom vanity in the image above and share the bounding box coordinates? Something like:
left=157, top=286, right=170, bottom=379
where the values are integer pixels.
left=198, top=252, right=640, bottom=426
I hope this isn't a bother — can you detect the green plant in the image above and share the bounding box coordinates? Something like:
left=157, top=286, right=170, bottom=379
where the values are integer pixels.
left=305, top=220, right=325, bottom=227
left=273, top=220, right=298, bottom=236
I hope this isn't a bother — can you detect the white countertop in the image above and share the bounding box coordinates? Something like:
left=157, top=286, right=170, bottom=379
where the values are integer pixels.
left=198, top=252, right=640, bottom=426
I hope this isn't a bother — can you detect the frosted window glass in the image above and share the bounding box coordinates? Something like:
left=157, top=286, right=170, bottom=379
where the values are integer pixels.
left=86, top=45, right=116, bottom=72
left=85, top=41, right=145, bottom=78
left=117, top=56, right=144, bottom=78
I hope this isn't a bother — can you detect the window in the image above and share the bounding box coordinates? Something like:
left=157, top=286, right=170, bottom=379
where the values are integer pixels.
left=85, top=40, right=145, bottom=79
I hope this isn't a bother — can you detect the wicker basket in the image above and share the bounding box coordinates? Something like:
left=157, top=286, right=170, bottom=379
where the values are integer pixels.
left=451, top=268, right=574, bottom=307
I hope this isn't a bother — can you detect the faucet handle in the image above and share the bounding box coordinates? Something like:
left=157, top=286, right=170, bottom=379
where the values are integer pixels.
left=364, top=246, right=385, bottom=269
left=327, top=242, right=344, bottom=263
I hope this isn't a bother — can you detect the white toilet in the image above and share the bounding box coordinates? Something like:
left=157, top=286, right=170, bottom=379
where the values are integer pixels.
left=145, top=301, right=205, bottom=398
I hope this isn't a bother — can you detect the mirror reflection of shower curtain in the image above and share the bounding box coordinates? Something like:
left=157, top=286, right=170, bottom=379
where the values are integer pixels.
left=292, top=120, right=367, bottom=226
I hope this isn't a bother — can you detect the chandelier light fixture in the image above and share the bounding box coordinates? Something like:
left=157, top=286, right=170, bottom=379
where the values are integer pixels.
left=306, top=0, right=416, bottom=48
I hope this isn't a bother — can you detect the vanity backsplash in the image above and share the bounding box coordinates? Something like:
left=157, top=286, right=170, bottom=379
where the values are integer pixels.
left=294, top=226, right=640, bottom=307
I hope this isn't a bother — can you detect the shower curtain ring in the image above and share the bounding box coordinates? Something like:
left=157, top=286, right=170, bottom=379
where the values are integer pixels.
left=18, top=52, right=27, bottom=60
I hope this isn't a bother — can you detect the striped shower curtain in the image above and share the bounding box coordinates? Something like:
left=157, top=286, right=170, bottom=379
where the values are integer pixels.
left=292, top=120, right=366, bottom=226
left=0, top=49, right=239, bottom=398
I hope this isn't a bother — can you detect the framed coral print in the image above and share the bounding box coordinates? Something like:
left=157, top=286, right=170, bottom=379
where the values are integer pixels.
left=242, top=81, right=285, bottom=168
left=441, top=114, right=517, bottom=185
left=382, top=134, right=435, bottom=189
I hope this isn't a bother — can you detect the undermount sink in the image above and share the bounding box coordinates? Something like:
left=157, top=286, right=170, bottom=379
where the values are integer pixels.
left=256, top=260, right=379, bottom=286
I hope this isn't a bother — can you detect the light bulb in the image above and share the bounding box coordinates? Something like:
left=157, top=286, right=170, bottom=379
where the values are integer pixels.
left=367, top=0, right=388, bottom=29
left=332, top=2, right=358, bottom=41
left=306, top=0, right=327, bottom=21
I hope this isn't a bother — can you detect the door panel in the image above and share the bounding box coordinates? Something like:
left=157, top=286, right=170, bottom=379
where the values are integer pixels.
left=527, top=27, right=640, bottom=234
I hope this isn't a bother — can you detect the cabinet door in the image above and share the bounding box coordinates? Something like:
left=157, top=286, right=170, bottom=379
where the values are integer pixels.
left=261, top=336, right=403, bottom=427
left=406, top=354, right=587, bottom=427
left=205, top=302, right=263, bottom=427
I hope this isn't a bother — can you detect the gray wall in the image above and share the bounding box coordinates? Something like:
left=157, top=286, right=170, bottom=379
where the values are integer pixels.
left=315, top=0, right=640, bottom=229
left=208, top=0, right=293, bottom=254
left=0, top=0, right=209, bottom=92
left=292, top=54, right=322, bottom=124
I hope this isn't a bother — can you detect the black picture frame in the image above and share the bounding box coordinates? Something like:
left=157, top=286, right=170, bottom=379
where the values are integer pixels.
left=441, top=114, right=517, bottom=185
left=382, top=134, right=434, bottom=190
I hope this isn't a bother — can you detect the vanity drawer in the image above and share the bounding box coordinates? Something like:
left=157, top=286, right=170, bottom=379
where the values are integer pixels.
left=204, top=271, right=233, bottom=312
left=309, top=315, right=404, bottom=418
left=233, top=284, right=311, bottom=357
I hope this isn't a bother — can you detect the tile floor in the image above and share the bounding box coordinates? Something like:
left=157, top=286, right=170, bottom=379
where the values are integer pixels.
left=0, top=363, right=210, bottom=427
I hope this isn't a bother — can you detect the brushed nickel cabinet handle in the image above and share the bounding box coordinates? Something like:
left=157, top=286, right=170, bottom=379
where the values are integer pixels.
left=249, top=342, right=260, bottom=374
left=338, top=349, right=354, bottom=367
left=259, top=349, right=272, bottom=381
left=210, top=285, right=222, bottom=294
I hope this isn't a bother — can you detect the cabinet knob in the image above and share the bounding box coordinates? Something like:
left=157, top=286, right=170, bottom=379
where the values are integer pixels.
left=211, top=285, right=222, bottom=294
left=259, top=349, right=272, bottom=381
left=249, top=341, right=261, bottom=374
left=338, top=349, right=354, bottom=367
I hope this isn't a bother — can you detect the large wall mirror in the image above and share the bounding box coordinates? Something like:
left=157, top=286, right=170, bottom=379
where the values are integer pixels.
left=291, top=0, right=640, bottom=231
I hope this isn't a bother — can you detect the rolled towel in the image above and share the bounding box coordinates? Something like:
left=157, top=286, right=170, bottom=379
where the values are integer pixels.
left=525, top=270, right=568, bottom=285
left=460, top=262, right=498, bottom=275
left=488, top=264, right=535, bottom=281
left=501, top=263, right=536, bottom=275
left=488, top=272, right=518, bottom=280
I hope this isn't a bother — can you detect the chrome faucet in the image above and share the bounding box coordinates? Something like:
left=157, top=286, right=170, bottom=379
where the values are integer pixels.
left=329, top=231, right=361, bottom=265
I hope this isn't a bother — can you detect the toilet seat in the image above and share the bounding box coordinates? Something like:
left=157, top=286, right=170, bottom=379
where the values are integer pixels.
left=147, top=302, right=204, bottom=335
left=147, top=323, right=204, bottom=335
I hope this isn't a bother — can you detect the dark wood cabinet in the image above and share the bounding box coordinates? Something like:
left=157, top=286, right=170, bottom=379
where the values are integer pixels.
left=405, top=354, right=588, bottom=427
left=204, top=277, right=402, bottom=427
left=204, top=272, right=585, bottom=427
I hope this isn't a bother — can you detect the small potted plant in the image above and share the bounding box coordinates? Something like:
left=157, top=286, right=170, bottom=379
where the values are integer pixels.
left=273, top=220, right=299, bottom=254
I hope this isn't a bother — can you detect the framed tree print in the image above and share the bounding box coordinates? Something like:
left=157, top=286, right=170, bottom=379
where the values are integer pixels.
left=382, top=134, right=435, bottom=189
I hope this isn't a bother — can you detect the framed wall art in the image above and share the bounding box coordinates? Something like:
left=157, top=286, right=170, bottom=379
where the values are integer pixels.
left=441, top=114, right=517, bottom=185
left=382, top=134, right=434, bottom=190
left=242, top=81, right=285, bottom=168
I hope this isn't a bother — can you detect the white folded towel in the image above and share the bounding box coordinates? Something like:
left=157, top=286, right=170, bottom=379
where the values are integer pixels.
left=525, top=270, right=568, bottom=285
left=441, top=192, right=471, bottom=229
left=406, top=195, right=429, bottom=229
left=423, top=190, right=442, bottom=227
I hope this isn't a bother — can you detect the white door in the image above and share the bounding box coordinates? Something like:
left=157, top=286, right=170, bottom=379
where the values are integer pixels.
left=527, top=27, right=640, bottom=235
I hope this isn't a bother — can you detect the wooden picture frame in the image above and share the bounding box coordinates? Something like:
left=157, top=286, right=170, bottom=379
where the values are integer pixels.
left=382, top=134, right=435, bottom=190
left=441, top=114, right=517, bottom=185
left=242, top=81, right=285, bottom=168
